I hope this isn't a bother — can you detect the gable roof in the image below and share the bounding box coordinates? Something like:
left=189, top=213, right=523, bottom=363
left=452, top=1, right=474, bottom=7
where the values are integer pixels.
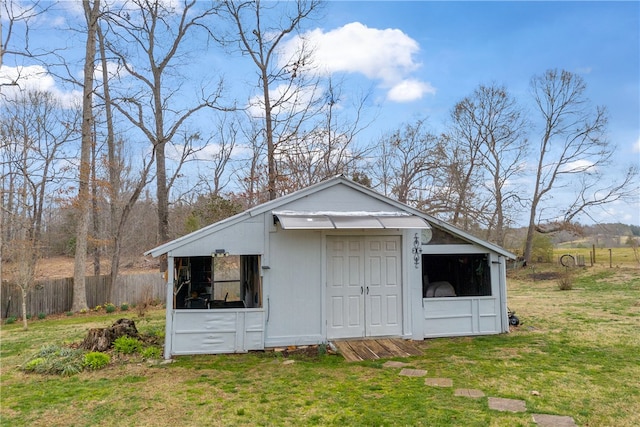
left=145, top=175, right=515, bottom=259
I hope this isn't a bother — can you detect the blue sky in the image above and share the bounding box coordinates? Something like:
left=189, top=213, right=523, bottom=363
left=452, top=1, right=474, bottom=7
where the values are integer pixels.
left=319, top=1, right=639, bottom=152
left=303, top=1, right=640, bottom=225
left=1, top=1, right=639, bottom=225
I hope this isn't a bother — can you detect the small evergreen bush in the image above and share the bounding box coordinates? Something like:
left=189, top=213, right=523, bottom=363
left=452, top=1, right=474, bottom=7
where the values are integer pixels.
left=37, top=312, right=46, bottom=320
left=5, top=316, right=17, bottom=324
left=113, top=336, right=143, bottom=354
left=120, top=303, right=129, bottom=311
left=141, top=346, right=162, bottom=360
left=105, top=303, right=116, bottom=313
left=83, top=352, right=111, bottom=370
left=24, top=357, right=46, bottom=371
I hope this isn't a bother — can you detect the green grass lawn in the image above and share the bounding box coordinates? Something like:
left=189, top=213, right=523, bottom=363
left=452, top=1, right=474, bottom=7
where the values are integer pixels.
left=1, top=265, right=639, bottom=426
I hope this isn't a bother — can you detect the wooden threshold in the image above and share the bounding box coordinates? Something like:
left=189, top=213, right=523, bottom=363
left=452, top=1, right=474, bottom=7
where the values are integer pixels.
left=331, top=338, right=422, bottom=362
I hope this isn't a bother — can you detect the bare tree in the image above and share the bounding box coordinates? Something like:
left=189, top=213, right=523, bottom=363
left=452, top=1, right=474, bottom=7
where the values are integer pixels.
left=101, top=0, right=225, bottom=269
left=451, top=84, right=528, bottom=246
left=96, top=22, right=155, bottom=302
left=235, top=117, right=269, bottom=207
left=0, top=0, right=51, bottom=72
left=523, top=69, right=638, bottom=262
left=0, top=0, right=52, bottom=292
left=219, top=0, right=323, bottom=200
left=447, top=102, right=487, bottom=231
left=194, top=114, right=239, bottom=197
left=72, top=0, right=101, bottom=312
left=277, top=80, right=373, bottom=190
left=372, top=118, right=444, bottom=206
left=1, top=89, right=79, bottom=327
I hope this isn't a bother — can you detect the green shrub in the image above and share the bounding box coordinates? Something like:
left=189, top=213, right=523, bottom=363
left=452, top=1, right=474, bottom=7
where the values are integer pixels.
left=105, top=303, right=116, bottom=313
left=530, top=234, right=554, bottom=263
left=141, top=346, right=162, bottom=360
left=83, top=352, right=111, bottom=370
left=145, top=325, right=165, bottom=339
left=37, top=312, right=46, bottom=320
left=65, top=311, right=74, bottom=316
left=120, top=303, right=129, bottom=311
left=5, top=316, right=17, bottom=324
left=22, top=345, right=85, bottom=376
left=113, top=336, right=143, bottom=354
left=24, top=357, right=46, bottom=371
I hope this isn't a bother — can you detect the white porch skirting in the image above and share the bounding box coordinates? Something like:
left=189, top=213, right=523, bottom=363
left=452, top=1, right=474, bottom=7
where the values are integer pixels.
left=423, top=297, right=500, bottom=338
left=171, top=309, right=264, bottom=355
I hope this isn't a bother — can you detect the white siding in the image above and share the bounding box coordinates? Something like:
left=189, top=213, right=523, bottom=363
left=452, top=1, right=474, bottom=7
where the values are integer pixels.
left=169, top=217, right=265, bottom=257
left=423, top=297, right=501, bottom=337
left=263, top=228, right=324, bottom=347
left=405, top=229, right=423, bottom=340
left=170, top=309, right=264, bottom=355
left=283, top=184, right=398, bottom=212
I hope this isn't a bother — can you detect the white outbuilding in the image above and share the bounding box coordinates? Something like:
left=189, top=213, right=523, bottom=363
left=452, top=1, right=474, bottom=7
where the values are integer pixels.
left=146, top=176, right=515, bottom=359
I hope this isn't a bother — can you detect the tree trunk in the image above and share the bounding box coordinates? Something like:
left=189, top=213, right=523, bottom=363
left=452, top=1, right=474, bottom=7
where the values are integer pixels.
left=73, top=0, right=100, bottom=312
left=155, top=141, right=169, bottom=271
left=91, top=122, right=100, bottom=276
left=80, top=318, right=139, bottom=352
left=21, top=287, right=28, bottom=331
left=262, top=67, right=276, bottom=201
left=523, top=210, right=537, bottom=263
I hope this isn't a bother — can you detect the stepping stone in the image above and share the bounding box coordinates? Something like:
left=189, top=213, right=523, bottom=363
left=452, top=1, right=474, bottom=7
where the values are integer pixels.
left=532, top=414, right=577, bottom=427
left=455, top=388, right=485, bottom=398
left=399, top=368, right=427, bottom=377
left=488, top=397, right=527, bottom=412
left=383, top=361, right=409, bottom=368
left=282, top=359, right=295, bottom=365
left=425, top=378, right=453, bottom=387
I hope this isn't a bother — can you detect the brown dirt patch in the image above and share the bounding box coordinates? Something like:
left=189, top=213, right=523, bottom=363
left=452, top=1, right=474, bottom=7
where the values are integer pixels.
left=3, top=255, right=159, bottom=281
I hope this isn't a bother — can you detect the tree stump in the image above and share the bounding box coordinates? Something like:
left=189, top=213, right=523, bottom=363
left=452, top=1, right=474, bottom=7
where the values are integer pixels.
left=80, top=318, right=139, bottom=352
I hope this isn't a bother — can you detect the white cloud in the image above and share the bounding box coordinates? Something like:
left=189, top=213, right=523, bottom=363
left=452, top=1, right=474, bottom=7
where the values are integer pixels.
left=559, top=159, right=596, bottom=173
left=281, top=22, right=434, bottom=103
left=0, top=65, right=81, bottom=108
left=246, top=83, right=317, bottom=118
left=387, top=79, right=436, bottom=102
left=94, top=61, right=130, bottom=81
left=632, top=137, right=640, bottom=153
left=574, top=66, right=593, bottom=75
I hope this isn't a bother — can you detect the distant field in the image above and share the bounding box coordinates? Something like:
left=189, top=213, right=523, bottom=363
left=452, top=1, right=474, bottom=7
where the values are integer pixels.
left=552, top=246, right=639, bottom=268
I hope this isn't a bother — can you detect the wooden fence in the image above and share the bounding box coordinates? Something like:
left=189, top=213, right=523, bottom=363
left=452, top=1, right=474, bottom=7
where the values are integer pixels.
left=1, top=273, right=166, bottom=319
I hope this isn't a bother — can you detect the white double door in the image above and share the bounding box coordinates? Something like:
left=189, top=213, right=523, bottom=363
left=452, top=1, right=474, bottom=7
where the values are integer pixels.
left=327, top=235, right=403, bottom=339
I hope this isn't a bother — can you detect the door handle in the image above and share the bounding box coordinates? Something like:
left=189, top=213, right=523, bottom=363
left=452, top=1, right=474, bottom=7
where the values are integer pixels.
left=360, top=286, right=363, bottom=295
left=366, top=286, right=369, bottom=295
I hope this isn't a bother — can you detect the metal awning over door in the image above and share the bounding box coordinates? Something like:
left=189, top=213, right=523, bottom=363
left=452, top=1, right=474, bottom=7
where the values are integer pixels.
left=273, top=210, right=431, bottom=230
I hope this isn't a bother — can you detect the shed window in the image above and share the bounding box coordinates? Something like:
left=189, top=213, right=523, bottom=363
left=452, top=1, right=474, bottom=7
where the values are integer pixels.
left=174, top=255, right=262, bottom=309
left=422, top=254, right=491, bottom=297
